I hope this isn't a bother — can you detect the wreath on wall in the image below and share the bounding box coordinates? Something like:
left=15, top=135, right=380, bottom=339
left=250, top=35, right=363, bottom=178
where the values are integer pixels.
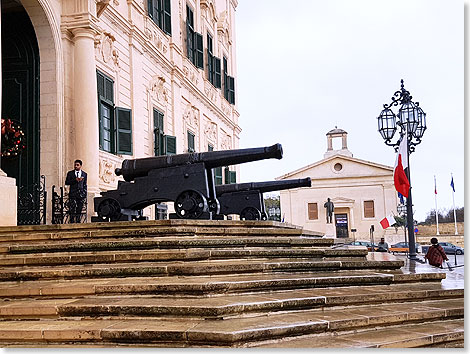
left=1, top=118, right=26, bottom=158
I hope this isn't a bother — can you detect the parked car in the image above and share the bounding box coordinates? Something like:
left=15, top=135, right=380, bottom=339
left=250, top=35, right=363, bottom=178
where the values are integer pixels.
left=422, top=242, right=464, bottom=255
left=390, top=242, right=421, bottom=254
left=348, top=241, right=377, bottom=252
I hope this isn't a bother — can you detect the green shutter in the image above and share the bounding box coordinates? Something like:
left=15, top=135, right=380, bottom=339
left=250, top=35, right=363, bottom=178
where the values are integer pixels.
left=163, top=0, right=171, bottom=35
left=195, top=32, right=203, bottom=69
left=154, top=109, right=164, bottom=156
left=228, top=76, right=235, bottom=104
left=214, top=57, right=221, bottom=88
left=224, top=167, right=230, bottom=184
left=164, top=135, right=177, bottom=155
left=97, top=72, right=104, bottom=148
left=223, top=57, right=228, bottom=99
left=214, top=167, right=223, bottom=185
left=97, top=72, right=105, bottom=97
left=116, top=107, right=132, bottom=155
left=186, top=6, right=194, bottom=62
left=105, top=77, right=114, bottom=102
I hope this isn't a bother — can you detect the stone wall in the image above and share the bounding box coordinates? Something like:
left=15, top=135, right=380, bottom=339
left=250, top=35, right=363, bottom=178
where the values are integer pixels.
left=416, top=222, right=465, bottom=248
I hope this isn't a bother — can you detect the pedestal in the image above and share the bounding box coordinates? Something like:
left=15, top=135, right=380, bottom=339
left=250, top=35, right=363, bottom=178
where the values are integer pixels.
left=324, top=223, right=336, bottom=238
left=0, top=172, right=17, bottom=226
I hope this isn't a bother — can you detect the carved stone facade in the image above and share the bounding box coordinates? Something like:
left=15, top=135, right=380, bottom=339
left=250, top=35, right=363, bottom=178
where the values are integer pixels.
left=0, top=0, right=240, bottom=223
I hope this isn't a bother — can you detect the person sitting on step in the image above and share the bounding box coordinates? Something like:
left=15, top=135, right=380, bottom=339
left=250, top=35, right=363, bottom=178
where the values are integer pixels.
left=376, top=237, right=389, bottom=252
left=425, top=237, right=449, bottom=268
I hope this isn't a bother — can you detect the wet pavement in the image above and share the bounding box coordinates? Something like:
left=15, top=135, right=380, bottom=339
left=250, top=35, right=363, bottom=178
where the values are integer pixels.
left=367, top=252, right=464, bottom=289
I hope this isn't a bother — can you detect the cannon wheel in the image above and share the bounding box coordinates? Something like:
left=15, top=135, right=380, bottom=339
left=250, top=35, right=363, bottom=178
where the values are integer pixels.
left=240, top=207, right=261, bottom=221
left=175, top=190, right=208, bottom=219
left=97, top=198, right=122, bottom=221
left=208, top=198, right=220, bottom=215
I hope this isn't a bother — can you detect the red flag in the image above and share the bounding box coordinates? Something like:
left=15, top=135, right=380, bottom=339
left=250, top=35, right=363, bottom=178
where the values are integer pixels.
left=434, top=176, right=437, bottom=194
left=394, top=132, right=410, bottom=198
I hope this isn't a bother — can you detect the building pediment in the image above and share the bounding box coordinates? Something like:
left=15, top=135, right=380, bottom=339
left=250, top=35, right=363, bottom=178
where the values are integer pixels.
left=331, top=196, right=355, bottom=203
left=277, top=155, right=393, bottom=181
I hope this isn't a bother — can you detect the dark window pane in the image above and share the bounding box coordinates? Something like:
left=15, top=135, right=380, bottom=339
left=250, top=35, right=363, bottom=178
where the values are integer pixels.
left=214, top=167, right=223, bottom=185
left=154, top=109, right=164, bottom=156
left=187, top=131, right=195, bottom=152
left=214, top=57, right=221, bottom=88
left=195, top=32, right=203, bottom=69
left=163, top=0, right=171, bottom=35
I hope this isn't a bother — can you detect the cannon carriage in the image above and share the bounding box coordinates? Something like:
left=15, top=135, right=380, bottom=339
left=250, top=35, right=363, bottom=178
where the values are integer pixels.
left=93, top=144, right=283, bottom=221
left=215, top=177, right=312, bottom=220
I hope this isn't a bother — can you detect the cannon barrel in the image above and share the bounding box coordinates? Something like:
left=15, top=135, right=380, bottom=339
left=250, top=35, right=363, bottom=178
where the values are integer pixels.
left=115, top=144, right=283, bottom=182
left=216, top=177, right=311, bottom=195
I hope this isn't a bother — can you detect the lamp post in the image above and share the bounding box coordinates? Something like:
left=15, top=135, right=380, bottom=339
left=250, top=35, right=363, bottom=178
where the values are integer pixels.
left=397, top=203, right=408, bottom=246
left=377, top=79, right=427, bottom=260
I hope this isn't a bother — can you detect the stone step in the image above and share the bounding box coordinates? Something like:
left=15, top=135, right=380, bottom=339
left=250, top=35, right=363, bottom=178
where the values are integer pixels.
left=0, top=248, right=367, bottom=267
left=0, top=298, right=462, bottom=345
left=0, top=220, right=323, bottom=244
left=0, top=284, right=461, bottom=319
left=250, top=319, right=464, bottom=348
left=0, top=257, right=405, bottom=281
left=0, top=219, right=306, bottom=235
left=5, top=237, right=333, bottom=254
left=0, top=271, right=446, bottom=298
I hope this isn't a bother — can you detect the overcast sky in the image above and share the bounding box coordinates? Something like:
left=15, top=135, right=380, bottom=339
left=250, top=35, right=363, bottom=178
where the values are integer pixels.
left=235, top=0, right=464, bottom=222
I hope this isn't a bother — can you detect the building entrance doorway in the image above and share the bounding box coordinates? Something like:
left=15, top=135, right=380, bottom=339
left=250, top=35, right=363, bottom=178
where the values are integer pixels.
left=335, top=213, right=349, bottom=238
left=1, top=1, right=40, bottom=190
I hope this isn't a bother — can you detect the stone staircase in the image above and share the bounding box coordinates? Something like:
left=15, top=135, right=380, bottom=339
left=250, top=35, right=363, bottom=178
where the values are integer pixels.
left=0, top=220, right=463, bottom=347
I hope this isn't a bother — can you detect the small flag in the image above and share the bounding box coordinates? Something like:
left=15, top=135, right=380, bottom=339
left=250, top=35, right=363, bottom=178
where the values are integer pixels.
left=434, top=175, right=437, bottom=195
left=394, top=132, right=410, bottom=198
left=398, top=192, right=404, bottom=204
left=380, top=215, right=396, bottom=229
left=451, top=176, right=455, bottom=192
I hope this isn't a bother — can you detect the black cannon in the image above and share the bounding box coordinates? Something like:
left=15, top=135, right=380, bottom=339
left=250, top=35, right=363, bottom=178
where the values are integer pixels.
left=215, top=177, right=311, bottom=220
left=93, top=144, right=283, bottom=221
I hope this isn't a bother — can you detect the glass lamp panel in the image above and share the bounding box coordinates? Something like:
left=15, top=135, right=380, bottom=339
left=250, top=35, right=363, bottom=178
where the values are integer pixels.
left=414, top=107, right=427, bottom=138
left=399, top=102, right=418, bottom=134
left=378, top=108, right=396, bottom=140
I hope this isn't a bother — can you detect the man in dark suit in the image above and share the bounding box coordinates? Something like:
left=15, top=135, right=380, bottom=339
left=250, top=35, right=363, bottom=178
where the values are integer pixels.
left=65, top=159, right=87, bottom=223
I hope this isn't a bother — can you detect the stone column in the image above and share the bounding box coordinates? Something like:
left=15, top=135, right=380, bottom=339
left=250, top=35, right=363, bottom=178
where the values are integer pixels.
left=71, top=28, right=100, bottom=214
left=0, top=2, right=18, bottom=226
left=327, top=135, right=333, bottom=151
left=341, top=134, right=348, bottom=149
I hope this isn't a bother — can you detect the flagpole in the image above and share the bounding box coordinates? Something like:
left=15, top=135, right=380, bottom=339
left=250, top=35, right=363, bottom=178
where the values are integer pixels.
left=451, top=173, right=458, bottom=235
left=434, top=175, right=439, bottom=235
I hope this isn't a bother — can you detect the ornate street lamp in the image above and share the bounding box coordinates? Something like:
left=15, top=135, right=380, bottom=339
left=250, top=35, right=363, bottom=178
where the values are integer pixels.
left=397, top=204, right=407, bottom=216
left=377, top=79, right=427, bottom=260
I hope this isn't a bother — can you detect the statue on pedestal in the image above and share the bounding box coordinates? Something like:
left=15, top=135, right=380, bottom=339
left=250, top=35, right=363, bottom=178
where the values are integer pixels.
left=324, top=198, right=334, bottom=224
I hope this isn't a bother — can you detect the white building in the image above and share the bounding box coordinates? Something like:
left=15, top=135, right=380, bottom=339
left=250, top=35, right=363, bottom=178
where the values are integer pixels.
left=277, top=128, right=405, bottom=244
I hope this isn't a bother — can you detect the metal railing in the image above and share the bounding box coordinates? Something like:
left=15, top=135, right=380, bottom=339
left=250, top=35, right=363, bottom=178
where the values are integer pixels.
left=51, top=185, right=87, bottom=224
